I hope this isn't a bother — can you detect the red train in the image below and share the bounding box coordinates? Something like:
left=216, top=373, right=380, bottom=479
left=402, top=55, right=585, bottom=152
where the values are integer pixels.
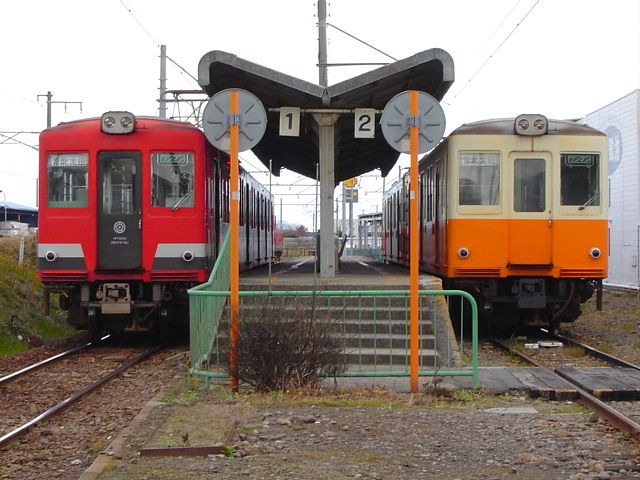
left=383, top=115, right=608, bottom=329
left=38, top=112, right=273, bottom=339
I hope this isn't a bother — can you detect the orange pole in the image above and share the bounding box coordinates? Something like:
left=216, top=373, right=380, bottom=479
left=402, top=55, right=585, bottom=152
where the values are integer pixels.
left=229, top=90, right=240, bottom=393
left=409, top=90, right=420, bottom=393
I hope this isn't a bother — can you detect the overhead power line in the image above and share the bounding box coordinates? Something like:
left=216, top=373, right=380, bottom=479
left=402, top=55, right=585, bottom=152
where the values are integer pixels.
left=445, top=0, right=542, bottom=105
left=325, top=23, right=397, bottom=62
left=118, top=0, right=199, bottom=88
left=0, top=132, right=38, bottom=151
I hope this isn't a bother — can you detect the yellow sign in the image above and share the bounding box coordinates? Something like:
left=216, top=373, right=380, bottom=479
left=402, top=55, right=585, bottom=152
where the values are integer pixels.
left=344, top=177, right=357, bottom=188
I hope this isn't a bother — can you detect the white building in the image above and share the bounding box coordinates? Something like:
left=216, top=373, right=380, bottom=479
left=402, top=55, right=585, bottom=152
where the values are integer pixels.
left=583, top=90, right=640, bottom=289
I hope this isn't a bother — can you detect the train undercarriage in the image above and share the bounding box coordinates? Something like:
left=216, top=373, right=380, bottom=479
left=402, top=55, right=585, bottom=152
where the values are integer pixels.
left=444, top=277, right=602, bottom=333
left=51, top=281, right=190, bottom=341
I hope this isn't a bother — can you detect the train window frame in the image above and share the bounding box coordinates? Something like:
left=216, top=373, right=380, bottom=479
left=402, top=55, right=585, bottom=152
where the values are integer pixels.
left=47, top=152, right=89, bottom=208
left=513, top=157, right=546, bottom=213
left=456, top=151, right=502, bottom=215
left=560, top=153, right=600, bottom=210
left=150, top=152, right=195, bottom=209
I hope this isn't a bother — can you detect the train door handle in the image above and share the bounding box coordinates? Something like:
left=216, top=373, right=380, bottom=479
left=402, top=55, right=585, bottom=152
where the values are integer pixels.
left=138, top=219, right=142, bottom=229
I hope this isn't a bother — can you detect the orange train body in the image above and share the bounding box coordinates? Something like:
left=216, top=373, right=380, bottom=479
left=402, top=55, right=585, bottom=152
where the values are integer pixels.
left=383, top=115, right=608, bottom=328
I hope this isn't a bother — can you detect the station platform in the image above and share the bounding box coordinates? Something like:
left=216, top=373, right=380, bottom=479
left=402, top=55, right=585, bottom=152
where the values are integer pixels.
left=236, top=255, right=459, bottom=369
left=323, top=367, right=640, bottom=398
left=240, top=255, right=441, bottom=289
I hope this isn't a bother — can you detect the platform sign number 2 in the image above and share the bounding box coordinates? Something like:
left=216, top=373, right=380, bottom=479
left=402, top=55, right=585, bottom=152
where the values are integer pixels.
left=354, top=108, right=376, bottom=139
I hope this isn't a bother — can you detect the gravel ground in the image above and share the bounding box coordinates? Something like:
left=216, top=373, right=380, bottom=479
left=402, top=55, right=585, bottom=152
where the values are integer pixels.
left=562, top=290, right=640, bottom=365
left=92, top=289, right=640, bottom=480
left=3, top=289, right=640, bottom=480
left=96, top=384, right=640, bottom=480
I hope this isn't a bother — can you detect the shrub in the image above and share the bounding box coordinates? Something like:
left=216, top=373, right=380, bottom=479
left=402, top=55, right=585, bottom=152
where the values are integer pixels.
left=221, top=298, right=346, bottom=392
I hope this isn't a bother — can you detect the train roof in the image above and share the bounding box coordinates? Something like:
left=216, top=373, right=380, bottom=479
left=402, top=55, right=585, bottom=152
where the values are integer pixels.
left=450, top=117, right=605, bottom=136
left=44, top=116, right=200, bottom=133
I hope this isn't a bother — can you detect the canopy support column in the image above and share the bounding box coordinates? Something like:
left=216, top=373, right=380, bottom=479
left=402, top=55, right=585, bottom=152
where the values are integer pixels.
left=312, top=113, right=340, bottom=278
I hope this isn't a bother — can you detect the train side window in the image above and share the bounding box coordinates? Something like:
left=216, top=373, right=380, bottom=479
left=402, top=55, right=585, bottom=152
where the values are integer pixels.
left=560, top=153, right=599, bottom=207
left=458, top=152, right=500, bottom=205
left=151, top=152, right=194, bottom=208
left=514, top=158, right=545, bottom=212
left=47, top=153, right=88, bottom=208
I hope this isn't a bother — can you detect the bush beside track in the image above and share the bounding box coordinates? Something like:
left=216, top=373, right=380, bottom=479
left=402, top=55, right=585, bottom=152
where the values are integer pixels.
left=0, top=236, right=74, bottom=355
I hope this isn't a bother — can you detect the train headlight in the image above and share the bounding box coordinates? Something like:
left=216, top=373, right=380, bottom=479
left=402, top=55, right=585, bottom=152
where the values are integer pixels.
left=45, top=251, right=57, bottom=262
left=103, top=116, right=116, bottom=128
left=182, top=251, right=194, bottom=262
left=515, top=114, right=548, bottom=136
left=589, top=247, right=601, bottom=259
left=458, top=247, right=470, bottom=259
left=120, top=116, right=133, bottom=129
left=101, top=111, right=136, bottom=134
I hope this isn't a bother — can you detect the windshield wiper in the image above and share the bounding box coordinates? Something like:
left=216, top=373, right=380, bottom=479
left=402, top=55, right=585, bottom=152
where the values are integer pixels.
left=578, top=192, right=598, bottom=210
left=171, top=191, right=192, bottom=211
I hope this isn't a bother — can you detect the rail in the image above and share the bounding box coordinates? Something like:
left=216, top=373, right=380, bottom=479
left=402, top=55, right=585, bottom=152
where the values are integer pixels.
left=0, top=346, right=161, bottom=448
left=488, top=337, right=640, bottom=437
left=188, top=288, right=478, bottom=389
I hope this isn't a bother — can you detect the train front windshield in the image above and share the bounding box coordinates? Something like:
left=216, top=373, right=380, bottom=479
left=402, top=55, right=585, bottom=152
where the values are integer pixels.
left=560, top=153, right=600, bottom=207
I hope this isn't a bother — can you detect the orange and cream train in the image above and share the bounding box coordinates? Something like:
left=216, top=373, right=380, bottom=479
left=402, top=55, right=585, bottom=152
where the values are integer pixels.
left=382, top=115, right=608, bottom=329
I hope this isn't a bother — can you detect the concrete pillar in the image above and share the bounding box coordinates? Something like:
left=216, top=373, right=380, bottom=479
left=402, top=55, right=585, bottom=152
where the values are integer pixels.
left=312, top=113, right=340, bottom=278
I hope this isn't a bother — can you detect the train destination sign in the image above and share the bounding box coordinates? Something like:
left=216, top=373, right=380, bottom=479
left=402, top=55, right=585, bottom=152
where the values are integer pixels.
left=155, top=153, right=189, bottom=165
left=48, top=153, right=88, bottom=168
left=460, top=152, right=500, bottom=167
left=563, top=153, right=596, bottom=167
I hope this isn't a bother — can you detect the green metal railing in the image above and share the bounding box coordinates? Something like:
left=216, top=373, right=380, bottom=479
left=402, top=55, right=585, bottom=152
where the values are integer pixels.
left=343, top=247, right=383, bottom=262
left=188, top=286, right=478, bottom=388
left=188, top=231, right=231, bottom=370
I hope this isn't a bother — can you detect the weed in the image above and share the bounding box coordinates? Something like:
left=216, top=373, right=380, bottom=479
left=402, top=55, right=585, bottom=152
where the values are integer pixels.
left=221, top=445, right=236, bottom=457
left=162, top=389, right=199, bottom=405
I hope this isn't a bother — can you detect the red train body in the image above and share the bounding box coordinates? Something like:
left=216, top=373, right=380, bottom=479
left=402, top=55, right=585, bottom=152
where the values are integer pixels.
left=38, top=112, right=272, bottom=337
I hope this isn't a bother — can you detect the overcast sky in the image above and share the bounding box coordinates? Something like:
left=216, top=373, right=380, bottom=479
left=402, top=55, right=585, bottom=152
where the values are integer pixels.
left=0, top=0, right=638, bottom=229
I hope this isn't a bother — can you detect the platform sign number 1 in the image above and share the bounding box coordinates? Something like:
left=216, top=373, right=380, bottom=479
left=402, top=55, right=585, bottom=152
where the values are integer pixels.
left=354, top=108, right=376, bottom=138
left=279, top=107, right=300, bottom=137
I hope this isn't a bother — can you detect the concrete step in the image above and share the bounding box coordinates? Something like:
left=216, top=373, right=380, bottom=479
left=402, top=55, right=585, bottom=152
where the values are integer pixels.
left=341, top=347, right=438, bottom=368
left=338, top=332, right=435, bottom=350
left=337, top=319, right=434, bottom=336
left=237, top=304, right=438, bottom=323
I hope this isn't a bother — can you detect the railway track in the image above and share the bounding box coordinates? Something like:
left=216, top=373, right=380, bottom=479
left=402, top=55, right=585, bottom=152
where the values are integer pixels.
left=0, top=335, right=110, bottom=386
left=0, top=342, right=162, bottom=448
left=545, top=328, right=640, bottom=371
left=488, top=335, right=640, bottom=438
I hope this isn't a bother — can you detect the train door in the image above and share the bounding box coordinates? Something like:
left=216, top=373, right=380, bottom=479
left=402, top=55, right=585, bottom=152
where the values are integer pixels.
left=245, top=182, right=250, bottom=265
left=98, top=151, right=142, bottom=269
left=509, top=153, right=552, bottom=264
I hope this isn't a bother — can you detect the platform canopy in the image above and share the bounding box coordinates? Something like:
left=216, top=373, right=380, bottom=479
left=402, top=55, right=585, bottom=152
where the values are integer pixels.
left=198, top=49, right=454, bottom=182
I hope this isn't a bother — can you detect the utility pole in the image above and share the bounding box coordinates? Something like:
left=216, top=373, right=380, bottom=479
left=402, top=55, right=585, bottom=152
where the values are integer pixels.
left=317, top=0, right=328, bottom=88
left=159, top=45, right=167, bottom=118
left=37, top=91, right=83, bottom=129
